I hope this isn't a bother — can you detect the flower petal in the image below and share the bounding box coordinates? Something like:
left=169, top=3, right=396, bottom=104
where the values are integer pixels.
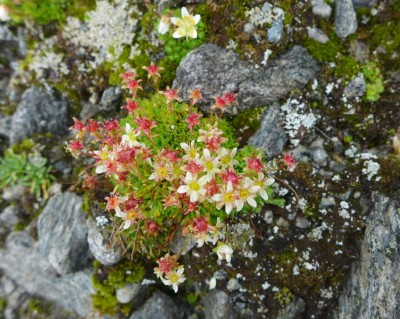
left=194, top=14, right=201, bottom=24
left=177, top=185, right=189, bottom=193
left=181, top=7, right=189, bottom=17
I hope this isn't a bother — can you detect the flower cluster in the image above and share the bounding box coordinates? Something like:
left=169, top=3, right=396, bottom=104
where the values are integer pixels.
left=68, top=66, right=279, bottom=293
left=158, top=7, right=201, bottom=39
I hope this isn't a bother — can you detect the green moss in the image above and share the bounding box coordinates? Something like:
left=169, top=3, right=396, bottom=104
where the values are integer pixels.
left=0, top=297, right=7, bottom=313
left=333, top=56, right=360, bottom=80
left=305, top=38, right=341, bottom=62
left=362, top=62, right=384, bottom=102
left=91, top=259, right=146, bottom=315
left=274, top=287, right=293, bottom=306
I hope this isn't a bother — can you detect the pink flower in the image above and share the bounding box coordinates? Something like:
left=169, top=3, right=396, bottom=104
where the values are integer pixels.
left=135, top=116, right=157, bottom=136
left=185, top=112, right=202, bottom=129
left=246, top=155, right=264, bottom=173
left=222, top=92, right=238, bottom=106
left=162, top=87, right=181, bottom=103
left=123, top=99, right=139, bottom=114
left=70, top=117, right=85, bottom=131
left=282, top=153, right=296, bottom=170
left=143, top=62, right=164, bottom=79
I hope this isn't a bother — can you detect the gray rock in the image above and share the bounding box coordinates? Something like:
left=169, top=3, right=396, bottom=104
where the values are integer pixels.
left=337, top=192, right=400, bottom=319
left=244, top=23, right=255, bottom=34
left=10, top=87, right=69, bottom=144
left=173, top=44, right=319, bottom=113
left=156, top=0, right=174, bottom=13
left=37, top=192, right=89, bottom=275
left=296, top=217, right=311, bottom=228
left=0, top=115, right=12, bottom=142
left=226, top=278, right=242, bottom=291
left=312, top=0, right=332, bottom=19
left=87, top=217, right=124, bottom=266
left=0, top=25, right=16, bottom=42
left=273, top=297, right=306, bottom=319
left=335, top=0, right=358, bottom=38
left=116, top=283, right=143, bottom=304
left=343, top=73, right=366, bottom=98
left=100, top=86, right=122, bottom=112
left=202, top=290, right=237, bottom=319
left=80, top=101, right=102, bottom=121
left=2, top=185, right=25, bottom=201
left=129, top=291, right=179, bottom=319
left=307, top=27, right=329, bottom=44
left=261, top=2, right=273, bottom=13
left=239, top=46, right=320, bottom=108
left=248, top=104, right=288, bottom=159
left=0, top=206, right=19, bottom=229
left=310, top=138, right=329, bottom=166
left=349, top=40, right=369, bottom=63
left=170, top=227, right=197, bottom=256
left=267, top=19, right=284, bottom=43
left=0, top=231, right=93, bottom=317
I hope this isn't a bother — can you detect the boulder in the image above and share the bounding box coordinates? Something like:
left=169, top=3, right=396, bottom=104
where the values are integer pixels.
left=174, top=44, right=319, bottom=113
left=335, top=0, right=358, bottom=38
left=337, top=192, right=400, bottom=319
left=9, top=87, right=69, bottom=144
left=37, top=192, right=90, bottom=275
left=0, top=231, right=93, bottom=317
left=202, top=290, right=237, bottom=319
left=129, top=291, right=179, bottom=319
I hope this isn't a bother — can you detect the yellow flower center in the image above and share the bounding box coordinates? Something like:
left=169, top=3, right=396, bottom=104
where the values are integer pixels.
left=222, top=155, right=231, bottom=165
left=205, top=160, right=214, bottom=170
left=189, top=181, right=200, bottom=191
left=100, top=151, right=109, bottom=161
left=129, top=132, right=137, bottom=140
left=157, top=167, right=168, bottom=178
left=239, top=189, right=250, bottom=199
left=223, top=192, right=235, bottom=203
left=169, top=273, right=179, bottom=283
left=127, top=211, right=138, bottom=220
left=189, top=149, right=197, bottom=158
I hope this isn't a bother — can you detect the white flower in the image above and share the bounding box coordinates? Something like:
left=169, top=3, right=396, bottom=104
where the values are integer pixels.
left=121, top=123, right=141, bottom=148
left=0, top=5, right=10, bottom=22
left=177, top=172, right=208, bottom=202
left=212, top=181, right=237, bottom=215
left=180, top=140, right=200, bottom=161
left=253, top=173, right=275, bottom=201
left=235, top=177, right=261, bottom=211
left=171, top=7, right=201, bottom=39
left=219, top=147, right=239, bottom=168
left=158, top=15, right=171, bottom=34
left=213, top=241, right=233, bottom=263
left=162, top=266, right=186, bottom=293
left=201, top=148, right=221, bottom=181
left=209, top=277, right=217, bottom=289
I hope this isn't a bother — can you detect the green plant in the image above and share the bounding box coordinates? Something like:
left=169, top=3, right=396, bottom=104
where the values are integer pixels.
left=362, top=62, right=384, bottom=102
left=68, top=66, right=286, bottom=294
left=274, top=287, right=293, bottom=306
left=0, top=149, right=55, bottom=198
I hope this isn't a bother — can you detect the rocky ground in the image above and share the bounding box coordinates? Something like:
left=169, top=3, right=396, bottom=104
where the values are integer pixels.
left=0, top=0, right=400, bottom=318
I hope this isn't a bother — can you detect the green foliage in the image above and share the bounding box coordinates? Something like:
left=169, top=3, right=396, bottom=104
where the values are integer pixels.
left=0, top=297, right=7, bottom=313
left=0, top=0, right=96, bottom=24
left=0, top=149, right=54, bottom=198
left=274, top=287, right=293, bottom=306
left=362, top=62, right=384, bottom=102
left=91, top=259, right=145, bottom=315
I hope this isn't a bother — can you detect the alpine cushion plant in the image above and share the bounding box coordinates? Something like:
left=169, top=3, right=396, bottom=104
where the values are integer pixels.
left=68, top=65, right=284, bottom=293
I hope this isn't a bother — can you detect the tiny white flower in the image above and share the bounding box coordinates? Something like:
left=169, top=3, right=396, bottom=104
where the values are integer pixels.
left=158, top=15, right=171, bottom=34
left=209, top=277, right=217, bottom=289
left=171, top=7, right=201, bottom=39
left=213, top=241, right=233, bottom=263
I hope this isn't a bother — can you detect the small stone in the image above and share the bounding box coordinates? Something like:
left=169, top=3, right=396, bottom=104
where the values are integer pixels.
left=202, top=290, right=237, bottom=319
left=116, top=284, right=143, bottom=304
left=296, top=217, right=311, bottom=229
left=335, top=0, right=358, bottom=38
left=80, top=102, right=102, bottom=121
left=349, top=40, right=369, bottom=63
left=100, top=86, right=122, bottom=112
left=310, top=147, right=328, bottom=166
left=312, top=0, right=332, bottom=19
left=226, top=278, right=242, bottom=292
left=170, top=227, right=197, bottom=256
left=343, top=73, right=366, bottom=98
left=307, top=27, right=329, bottom=44
left=87, top=217, right=124, bottom=266
left=248, top=104, right=287, bottom=159
left=244, top=23, right=255, bottom=34
left=261, top=2, right=273, bottom=13
left=2, top=185, right=25, bottom=201
left=0, top=206, right=19, bottom=229
left=267, top=19, right=284, bottom=43
left=129, top=291, right=178, bottom=319
left=275, top=297, right=306, bottom=319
